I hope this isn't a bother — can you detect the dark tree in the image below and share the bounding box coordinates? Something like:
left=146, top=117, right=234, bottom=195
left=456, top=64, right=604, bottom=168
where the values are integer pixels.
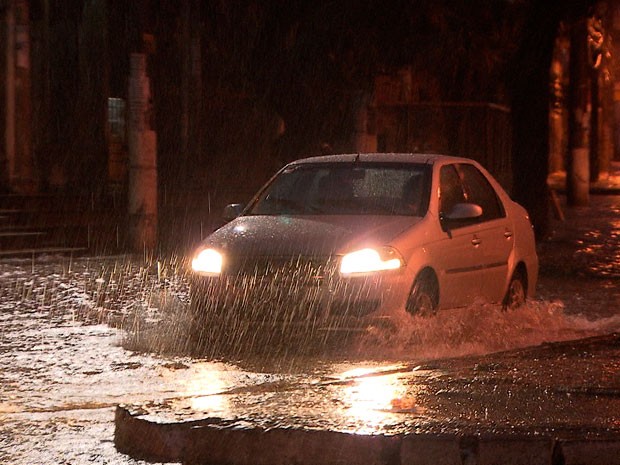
left=509, top=1, right=566, bottom=239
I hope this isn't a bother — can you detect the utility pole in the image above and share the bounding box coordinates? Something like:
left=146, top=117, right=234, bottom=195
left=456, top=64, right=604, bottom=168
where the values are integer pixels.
left=4, top=0, right=16, bottom=190
left=567, top=16, right=591, bottom=206
left=128, top=51, right=157, bottom=254
left=124, top=0, right=157, bottom=253
left=4, top=0, right=35, bottom=193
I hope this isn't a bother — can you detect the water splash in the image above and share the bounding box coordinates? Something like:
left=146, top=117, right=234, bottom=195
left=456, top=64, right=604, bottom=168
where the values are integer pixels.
left=354, top=299, right=620, bottom=361
left=122, top=283, right=620, bottom=367
left=5, top=255, right=615, bottom=365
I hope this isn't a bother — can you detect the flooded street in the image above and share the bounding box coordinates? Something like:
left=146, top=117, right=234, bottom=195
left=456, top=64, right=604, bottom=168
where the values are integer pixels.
left=1, top=197, right=620, bottom=464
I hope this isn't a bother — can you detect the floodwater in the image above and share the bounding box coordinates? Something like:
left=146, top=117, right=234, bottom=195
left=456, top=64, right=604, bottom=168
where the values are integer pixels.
left=0, top=195, right=619, bottom=464
left=0, top=243, right=619, bottom=464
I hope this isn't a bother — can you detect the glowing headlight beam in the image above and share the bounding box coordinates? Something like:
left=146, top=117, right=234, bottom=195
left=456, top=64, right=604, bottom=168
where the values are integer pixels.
left=340, top=248, right=402, bottom=275
left=191, top=248, right=223, bottom=275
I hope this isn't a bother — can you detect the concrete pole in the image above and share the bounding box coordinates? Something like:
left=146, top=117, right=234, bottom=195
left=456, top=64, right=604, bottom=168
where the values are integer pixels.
left=4, top=0, right=16, bottom=190
left=567, top=17, right=591, bottom=206
left=128, top=53, right=157, bottom=253
left=11, top=0, right=36, bottom=193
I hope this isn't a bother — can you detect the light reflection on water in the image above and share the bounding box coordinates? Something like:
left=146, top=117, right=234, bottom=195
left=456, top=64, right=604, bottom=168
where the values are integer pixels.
left=163, top=362, right=232, bottom=414
left=337, top=366, right=418, bottom=434
left=153, top=360, right=432, bottom=434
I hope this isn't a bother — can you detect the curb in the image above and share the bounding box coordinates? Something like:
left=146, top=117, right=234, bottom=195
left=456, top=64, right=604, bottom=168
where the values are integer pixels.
left=114, top=406, right=620, bottom=465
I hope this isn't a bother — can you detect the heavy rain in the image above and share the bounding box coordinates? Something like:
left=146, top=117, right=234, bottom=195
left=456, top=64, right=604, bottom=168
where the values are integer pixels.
left=2, top=1, right=620, bottom=464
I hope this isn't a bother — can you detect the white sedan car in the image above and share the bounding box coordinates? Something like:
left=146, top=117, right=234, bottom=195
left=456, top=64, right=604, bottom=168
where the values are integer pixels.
left=190, top=153, right=538, bottom=336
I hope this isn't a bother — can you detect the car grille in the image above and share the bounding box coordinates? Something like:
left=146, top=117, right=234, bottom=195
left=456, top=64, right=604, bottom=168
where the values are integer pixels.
left=222, top=255, right=336, bottom=286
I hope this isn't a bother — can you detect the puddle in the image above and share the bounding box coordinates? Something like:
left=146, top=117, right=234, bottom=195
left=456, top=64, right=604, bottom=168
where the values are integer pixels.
left=1, top=255, right=619, bottom=463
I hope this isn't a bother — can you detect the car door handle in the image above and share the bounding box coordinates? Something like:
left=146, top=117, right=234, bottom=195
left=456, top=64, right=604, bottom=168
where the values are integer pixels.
left=504, top=229, right=514, bottom=239
left=471, top=236, right=482, bottom=246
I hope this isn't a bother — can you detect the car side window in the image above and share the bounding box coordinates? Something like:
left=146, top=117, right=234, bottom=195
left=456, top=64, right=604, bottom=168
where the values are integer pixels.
left=456, top=163, right=505, bottom=221
left=439, top=165, right=466, bottom=217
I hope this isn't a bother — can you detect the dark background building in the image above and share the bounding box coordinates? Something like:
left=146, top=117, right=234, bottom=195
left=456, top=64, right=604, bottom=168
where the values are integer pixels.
left=1, top=0, right=616, bottom=253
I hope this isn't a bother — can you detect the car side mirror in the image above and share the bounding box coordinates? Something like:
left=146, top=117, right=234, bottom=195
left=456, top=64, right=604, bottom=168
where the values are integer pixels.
left=444, top=203, right=483, bottom=220
left=223, top=203, right=245, bottom=222
left=440, top=203, right=483, bottom=232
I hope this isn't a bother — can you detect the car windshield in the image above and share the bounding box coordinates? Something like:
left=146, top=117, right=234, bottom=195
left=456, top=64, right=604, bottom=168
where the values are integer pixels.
left=248, top=162, right=431, bottom=216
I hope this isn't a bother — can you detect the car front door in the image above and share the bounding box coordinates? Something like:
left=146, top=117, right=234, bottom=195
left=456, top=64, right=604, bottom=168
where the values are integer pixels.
left=433, top=164, right=485, bottom=308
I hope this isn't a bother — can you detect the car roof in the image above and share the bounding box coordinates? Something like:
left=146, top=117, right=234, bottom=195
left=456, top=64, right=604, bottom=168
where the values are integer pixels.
left=287, top=153, right=476, bottom=166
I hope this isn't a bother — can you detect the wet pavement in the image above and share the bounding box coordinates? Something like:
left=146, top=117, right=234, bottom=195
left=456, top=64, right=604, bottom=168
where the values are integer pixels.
left=117, top=332, right=620, bottom=435
left=0, top=194, right=619, bottom=464
left=114, top=333, right=620, bottom=464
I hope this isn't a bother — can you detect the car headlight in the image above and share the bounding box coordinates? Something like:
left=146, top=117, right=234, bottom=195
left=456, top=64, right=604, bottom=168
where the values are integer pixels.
left=340, top=247, right=403, bottom=275
left=191, top=248, right=223, bottom=275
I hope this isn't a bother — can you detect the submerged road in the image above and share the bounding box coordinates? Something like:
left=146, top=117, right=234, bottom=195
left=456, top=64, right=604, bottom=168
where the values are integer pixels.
left=115, top=194, right=620, bottom=464
left=115, top=333, right=620, bottom=464
left=0, top=195, right=619, bottom=464
left=118, top=333, right=620, bottom=439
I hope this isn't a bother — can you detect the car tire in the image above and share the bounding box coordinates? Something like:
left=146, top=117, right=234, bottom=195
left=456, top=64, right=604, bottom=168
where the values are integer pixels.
left=503, top=269, right=526, bottom=311
left=406, top=274, right=438, bottom=317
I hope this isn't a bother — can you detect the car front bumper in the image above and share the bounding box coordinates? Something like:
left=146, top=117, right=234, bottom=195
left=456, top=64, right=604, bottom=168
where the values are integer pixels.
left=189, top=268, right=407, bottom=331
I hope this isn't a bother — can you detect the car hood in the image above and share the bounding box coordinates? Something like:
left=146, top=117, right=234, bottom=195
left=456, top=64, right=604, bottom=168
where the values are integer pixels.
left=201, top=215, right=420, bottom=257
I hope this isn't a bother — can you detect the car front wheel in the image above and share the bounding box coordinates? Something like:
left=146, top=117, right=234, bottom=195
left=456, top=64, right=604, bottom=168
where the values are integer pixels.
left=406, top=274, right=438, bottom=317
left=503, top=269, right=526, bottom=310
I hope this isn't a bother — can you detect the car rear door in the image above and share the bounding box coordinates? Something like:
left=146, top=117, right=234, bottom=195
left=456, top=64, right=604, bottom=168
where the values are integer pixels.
left=457, top=163, right=513, bottom=303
